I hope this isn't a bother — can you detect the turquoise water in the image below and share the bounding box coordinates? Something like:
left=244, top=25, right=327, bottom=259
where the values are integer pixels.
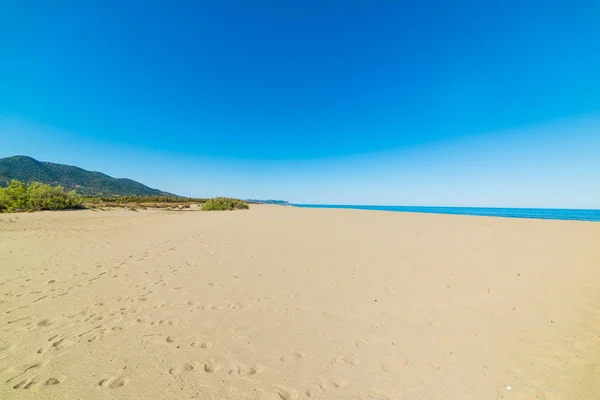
left=292, top=204, right=600, bottom=222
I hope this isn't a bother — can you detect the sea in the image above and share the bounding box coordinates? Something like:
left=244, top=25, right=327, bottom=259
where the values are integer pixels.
left=292, top=204, right=600, bottom=222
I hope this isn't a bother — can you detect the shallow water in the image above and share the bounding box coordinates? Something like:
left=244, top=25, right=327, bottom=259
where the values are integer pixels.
left=293, top=204, right=600, bottom=222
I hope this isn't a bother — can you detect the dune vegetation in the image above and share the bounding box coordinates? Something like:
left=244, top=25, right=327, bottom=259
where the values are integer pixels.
left=201, top=197, right=249, bottom=211
left=1, top=180, right=249, bottom=213
left=82, top=196, right=206, bottom=211
left=0, top=180, right=84, bottom=212
left=82, top=195, right=209, bottom=204
left=84, top=196, right=249, bottom=211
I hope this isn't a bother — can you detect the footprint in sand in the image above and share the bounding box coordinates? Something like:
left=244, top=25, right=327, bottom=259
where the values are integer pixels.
left=7, top=316, right=31, bottom=325
left=84, top=313, right=104, bottom=323
left=280, top=351, right=306, bottom=363
left=39, top=336, right=73, bottom=353
left=273, top=386, right=299, bottom=400
left=203, top=359, right=220, bottom=373
left=51, top=337, right=73, bottom=350
left=329, top=377, right=349, bottom=389
left=227, top=302, right=249, bottom=310
left=98, top=376, right=130, bottom=389
left=150, top=318, right=178, bottom=326
left=13, top=376, right=64, bottom=390
left=87, top=330, right=109, bottom=343
left=12, top=376, right=40, bottom=390
left=166, top=335, right=178, bottom=343
left=331, top=353, right=360, bottom=366
left=306, top=377, right=349, bottom=396
left=5, top=362, right=46, bottom=384
left=33, top=295, right=48, bottom=303
left=368, top=390, right=397, bottom=400
left=119, top=307, right=138, bottom=316
left=44, top=377, right=62, bottom=386
left=191, top=341, right=212, bottom=349
left=78, top=324, right=105, bottom=337
left=380, top=358, right=407, bottom=373
left=426, top=316, right=441, bottom=328
left=169, top=362, right=200, bottom=375
left=37, top=318, right=54, bottom=327
left=229, top=363, right=264, bottom=377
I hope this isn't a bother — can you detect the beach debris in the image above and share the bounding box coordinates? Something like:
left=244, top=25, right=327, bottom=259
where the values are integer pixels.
left=506, top=386, right=511, bottom=390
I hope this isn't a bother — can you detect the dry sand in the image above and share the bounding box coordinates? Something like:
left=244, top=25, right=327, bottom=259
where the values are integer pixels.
left=1, top=205, right=599, bottom=399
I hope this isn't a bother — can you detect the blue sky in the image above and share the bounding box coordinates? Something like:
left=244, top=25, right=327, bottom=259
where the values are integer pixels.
left=1, top=1, right=599, bottom=207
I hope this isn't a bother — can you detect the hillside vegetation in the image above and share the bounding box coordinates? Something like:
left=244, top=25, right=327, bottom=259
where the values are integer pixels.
left=0, top=156, right=175, bottom=196
left=0, top=180, right=83, bottom=212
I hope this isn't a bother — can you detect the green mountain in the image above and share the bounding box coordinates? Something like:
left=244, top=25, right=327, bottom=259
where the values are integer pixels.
left=0, top=155, right=176, bottom=197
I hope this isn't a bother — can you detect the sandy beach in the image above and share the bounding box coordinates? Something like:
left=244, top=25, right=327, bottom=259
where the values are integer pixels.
left=1, top=205, right=599, bottom=399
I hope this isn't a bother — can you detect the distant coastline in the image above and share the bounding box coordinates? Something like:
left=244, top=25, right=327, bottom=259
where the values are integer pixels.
left=292, top=204, right=600, bottom=222
left=247, top=199, right=291, bottom=205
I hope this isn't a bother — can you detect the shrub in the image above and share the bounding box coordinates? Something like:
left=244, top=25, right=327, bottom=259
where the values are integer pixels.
left=0, top=180, right=83, bottom=213
left=27, top=182, right=83, bottom=211
left=201, top=197, right=249, bottom=211
left=0, top=180, right=28, bottom=212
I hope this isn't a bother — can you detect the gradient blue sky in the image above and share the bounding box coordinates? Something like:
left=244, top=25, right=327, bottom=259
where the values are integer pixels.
left=1, top=1, right=599, bottom=207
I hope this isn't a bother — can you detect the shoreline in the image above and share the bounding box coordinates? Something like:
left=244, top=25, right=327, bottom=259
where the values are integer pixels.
left=1, top=205, right=599, bottom=398
left=290, top=203, right=600, bottom=222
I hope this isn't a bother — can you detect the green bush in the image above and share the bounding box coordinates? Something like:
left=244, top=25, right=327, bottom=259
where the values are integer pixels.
left=0, top=180, right=28, bottom=212
left=201, top=197, right=249, bottom=211
left=0, top=180, right=83, bottom=213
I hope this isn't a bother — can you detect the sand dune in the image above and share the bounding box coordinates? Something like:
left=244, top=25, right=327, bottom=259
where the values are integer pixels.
left=1, top=205, right=599, bottom=399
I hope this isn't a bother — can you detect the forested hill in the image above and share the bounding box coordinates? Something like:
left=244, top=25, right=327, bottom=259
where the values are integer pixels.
left=0, top=155, right=176, bottom=197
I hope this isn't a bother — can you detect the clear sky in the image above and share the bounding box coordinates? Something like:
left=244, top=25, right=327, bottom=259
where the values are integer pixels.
left=1, top=1, right=599, bottom=207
